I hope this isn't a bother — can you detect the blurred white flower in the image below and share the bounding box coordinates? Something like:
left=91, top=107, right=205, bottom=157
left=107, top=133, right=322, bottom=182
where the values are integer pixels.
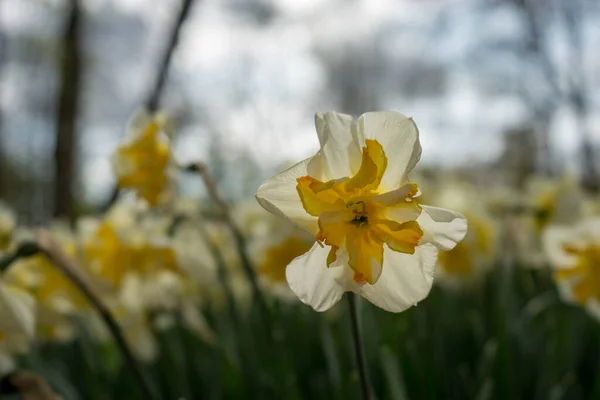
left=428, top=182, right=498, bottom=288
left=256, top=111, right=467, bottom=312
left=5, top=226, right=85, bottom=342
left=172, top=220, right=217, bottom=285
left=527, top=174, right=583, bottom=231
left=544, top=218, right=600, bottom=320
left=242, top=203, right=314, bottom=301
left=0, top=283, right=36, bottom=372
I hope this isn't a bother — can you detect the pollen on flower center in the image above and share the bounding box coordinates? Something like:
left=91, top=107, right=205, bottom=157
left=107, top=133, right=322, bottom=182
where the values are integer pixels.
left=348, top=201, right=369, bottom=225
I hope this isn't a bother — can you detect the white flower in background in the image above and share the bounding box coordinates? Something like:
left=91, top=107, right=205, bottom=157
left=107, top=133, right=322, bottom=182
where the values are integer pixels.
left=172, top=220, right=217, bottom=285
left=240, top=202, right=314, bottom=301
left=428, top=181, right=498, bottom=288
left=527, top=174, right=583, bottom=231
left=256, top=111, right=467, bottom=312
left=512, top=174, right=585, bottom=269
left=6, top=224, right=84, bottom=342
left=544, top=218, right=600, bottom=320
left=0, top=283, right=36, bottom=374
left=83, top=295, right=158, bottom=363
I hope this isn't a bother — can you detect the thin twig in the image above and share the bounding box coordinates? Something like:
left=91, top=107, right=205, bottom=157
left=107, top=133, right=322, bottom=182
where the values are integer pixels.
left=197, top=222, right=240, bottom=326
left=33, top=231, right=157, bottom=400
left=102, top=0, right=196, bottom=212
left=146, top=0, right=196, bottom=112
left=0, top=243, right=40, bottom=273
left=348, top=293, right=372, bottom=400
left=185, top=163, right=271, bottom=322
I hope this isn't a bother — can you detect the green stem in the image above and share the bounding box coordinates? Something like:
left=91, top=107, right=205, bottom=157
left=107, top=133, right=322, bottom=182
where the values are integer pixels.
left=34, top=233, right=158, bottom=400
left=348, top=293, right=372, bottom=400
left=185, top=163, right=271, bottom=327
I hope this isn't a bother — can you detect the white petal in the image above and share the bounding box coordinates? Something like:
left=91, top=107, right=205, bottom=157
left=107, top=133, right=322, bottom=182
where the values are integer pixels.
left=286, top=242, right=346, bottom=311
left=359, top=243, right=437, bottom=312
left=586, top=299, right=600, bottom=322
left=542, top=225, right=577, bottom=269
left=0, top=352, right=15, bottom=375
left=418, top=205, right=468, bottom=251
left=578, top=218, right=600, bottom=241
left=357, top=111, right=421, bottom=191
left=309, top=112, right=362, bottom=180
left=256, top=158, right=318, bottom=235
left=0, top=285, right=35, bottom=339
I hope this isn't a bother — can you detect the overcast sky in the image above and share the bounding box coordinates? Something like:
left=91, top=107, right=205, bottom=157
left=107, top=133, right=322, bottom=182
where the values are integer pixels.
left=1, top=0, right=599, bottom=202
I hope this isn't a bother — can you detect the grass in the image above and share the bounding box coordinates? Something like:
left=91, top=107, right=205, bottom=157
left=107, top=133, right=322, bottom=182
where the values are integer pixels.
left=12, top=260, right=600, bottom=399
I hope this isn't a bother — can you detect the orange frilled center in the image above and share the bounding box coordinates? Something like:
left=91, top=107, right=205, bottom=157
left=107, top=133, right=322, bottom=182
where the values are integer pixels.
left=296, top=139, right=423, bottom=285
left=555, top=244, right=600, bottom=304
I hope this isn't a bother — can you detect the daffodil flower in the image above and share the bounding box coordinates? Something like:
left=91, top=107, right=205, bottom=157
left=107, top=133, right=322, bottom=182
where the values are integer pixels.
left=82, top=220, right=178, bottom=290
left=544, top=218, right=600, bottom=320
left=426, top=182, right=497, bottom=287
left=113, top=110, right=173, bottom=207
left=256, top=111, right=467, bottom=312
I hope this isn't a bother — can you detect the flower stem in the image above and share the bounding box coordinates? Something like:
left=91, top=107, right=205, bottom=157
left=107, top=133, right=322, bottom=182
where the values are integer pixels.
left=185, top=163, right=271, bottom=325
left=0, top=243, right=40, bottom=273
left=146, top=0, right=196, bottom=112
left=348, top=293, right=372, bottom=400
left=34, top=231, right=157, bottom=400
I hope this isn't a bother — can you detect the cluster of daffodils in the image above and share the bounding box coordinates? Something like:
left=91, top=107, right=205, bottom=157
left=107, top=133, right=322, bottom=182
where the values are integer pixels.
left=544, top=219, right=600, bottom=319
left=0, top=201, right=218, bottom=365
left=0, top=110, right=217, bottom=371
left=6, top=105, right=600, bottom=383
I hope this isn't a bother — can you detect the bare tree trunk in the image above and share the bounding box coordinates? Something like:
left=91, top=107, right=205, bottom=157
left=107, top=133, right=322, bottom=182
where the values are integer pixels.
left=53, top=0, right=81, bottom=224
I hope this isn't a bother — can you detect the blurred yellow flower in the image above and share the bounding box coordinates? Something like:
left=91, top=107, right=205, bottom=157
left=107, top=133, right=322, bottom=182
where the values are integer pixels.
left=113, top=110, right=173, bottom=207
left=424, top=181, right=497, bottom=286
left=257, top=111, right=468, bottom=312
left=438, top=212, right=495, bottom=279
left=5, top=232, right=86, bottom=341
left=544, top=218, right=600, bottom=319
left=9, top=252, right=85, bottom=312
left=260, top=235, right=313, bottom=283
left=554, top=245, right=600, bottom=303
left=83, top=221, right=178, bottom=289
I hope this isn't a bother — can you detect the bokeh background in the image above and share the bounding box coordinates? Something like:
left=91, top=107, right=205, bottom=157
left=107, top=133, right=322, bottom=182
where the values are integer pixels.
left=3, top=0, right=599, bottom=221
left=2, top=0, right=600, bottom=399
